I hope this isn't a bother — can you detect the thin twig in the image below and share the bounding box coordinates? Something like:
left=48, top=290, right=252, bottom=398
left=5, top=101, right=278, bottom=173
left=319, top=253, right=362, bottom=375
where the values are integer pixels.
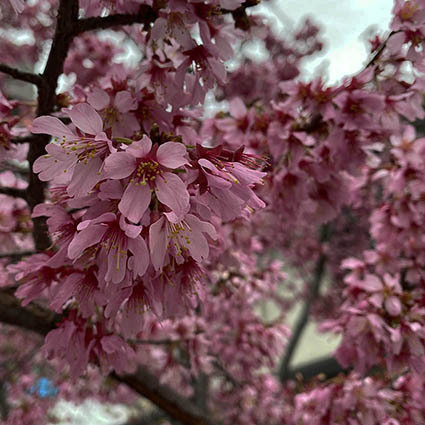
left=74, top=6, right=158, bottom=34
left=0, top=64, right=44, bottom=87
left=365, top=30, right=399, bottom=68
left=278, top=225, right=329, bottom=382
left=0, top=251, right=36, bottom=259
left=130, top=338, right=182, bottom=345
left=0, top=161, right=29, bottom=178
left=284, top=356, right=348, bottom=382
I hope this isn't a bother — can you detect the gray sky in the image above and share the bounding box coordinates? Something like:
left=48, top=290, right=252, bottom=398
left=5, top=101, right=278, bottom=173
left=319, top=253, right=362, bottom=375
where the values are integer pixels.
left=264, top=0, right=394, bottom=82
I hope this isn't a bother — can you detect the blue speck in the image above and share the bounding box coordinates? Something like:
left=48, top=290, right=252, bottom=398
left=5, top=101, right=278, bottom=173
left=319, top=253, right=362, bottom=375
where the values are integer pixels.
left=29, top=377, right=58, bottom=398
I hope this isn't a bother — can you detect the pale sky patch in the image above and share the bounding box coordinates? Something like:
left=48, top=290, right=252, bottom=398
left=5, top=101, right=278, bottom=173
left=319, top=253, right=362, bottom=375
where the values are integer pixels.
left=264, top=0, right=394, bottom=82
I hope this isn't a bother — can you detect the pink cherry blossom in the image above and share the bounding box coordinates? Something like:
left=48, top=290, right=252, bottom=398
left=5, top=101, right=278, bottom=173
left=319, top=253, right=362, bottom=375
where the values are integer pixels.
left=104, top=135, right=190, bottom=223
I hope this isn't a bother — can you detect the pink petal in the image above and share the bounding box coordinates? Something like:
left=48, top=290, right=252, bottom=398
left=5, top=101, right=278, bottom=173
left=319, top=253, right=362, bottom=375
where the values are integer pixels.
left=128, top=237, right=149, bottom=277
left=67, top=158, right=103, bottom=197
left=118, top=182, right=151, bottom=223
left=87, top=88, right=110, bottom=110
left=66, top=103, right=104, bottom=135
left=114, top=91, right=136, bottom=113
left=229, top=97, right=247, bottom=120
left=127, top=135, right=152, bottom=158
left=106, top=247, right=127, bottom=283
left=385, top=296, right=402, bottom=316
left=68, top=224, right=106, bottom=259
left=155, top=172, right=190, bottom=219
left=104, top=152, right=135, bottom=179
left=149, top=216, right=167, bottom=271
left=31, top=116, right=76, bottom=139
left=157, top=142, right=189, bottom=169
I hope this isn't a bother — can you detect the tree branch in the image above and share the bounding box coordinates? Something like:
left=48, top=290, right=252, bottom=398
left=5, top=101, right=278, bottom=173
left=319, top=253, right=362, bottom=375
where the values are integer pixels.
left=284, top=356, right=348, bottom=382
left=0, top=288, right=218, bottom=425
left=75, top=6, right=158, bottom=34
left=0, top=186, right=27, bottom=199
left=74, top=0, right=261, bottom=35
left=11, top=135, right=40, bottom=144
left=278, top=225, right=329, bottom=381
left=27, top=0, right=79, bottom=251
left=0, top=251, right=36, bottom=260
left=365, top=30, right=399, bottom=68
left=0, top=64, right=44, bottom=87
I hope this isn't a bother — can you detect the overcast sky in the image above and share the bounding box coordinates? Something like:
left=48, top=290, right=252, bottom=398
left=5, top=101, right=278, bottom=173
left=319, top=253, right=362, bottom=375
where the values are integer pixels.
left=263, top=0, right=394, bottom=82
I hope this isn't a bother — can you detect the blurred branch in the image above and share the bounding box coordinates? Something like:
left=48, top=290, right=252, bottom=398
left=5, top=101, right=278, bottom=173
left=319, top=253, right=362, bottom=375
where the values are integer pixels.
left=0, top=186, right=27, bottom=199
left=0, top=64, right=44, bottom=87
left=0, top=288, right=218, bottom=425
left=11, top=135, right=39, bottom=144
left=125, top=410, right=168, bottom=425
left=278, top=225, right=329, bottom=381
left=284, top=356, right=348, bottom=382
left=0, top=251, right=36, bottom=260
left=74, top=6, right=158, bottom=33
left=0, top=161, right=30, bottom=178
left=365, top=30, right=399, bottom=68
left=75, top=1, right=260, bottom=34
left=130, top=338, right=182, bottom=345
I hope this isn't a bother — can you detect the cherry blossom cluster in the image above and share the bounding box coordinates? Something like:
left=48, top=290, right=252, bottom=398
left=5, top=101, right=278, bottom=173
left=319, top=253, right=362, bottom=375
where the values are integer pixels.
left=2, top=0, right=425, bottom=424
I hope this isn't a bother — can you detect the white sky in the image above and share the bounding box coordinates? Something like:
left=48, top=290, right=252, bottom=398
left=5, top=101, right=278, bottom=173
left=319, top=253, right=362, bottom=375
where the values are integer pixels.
left=263, top=0, right=394, bottom=83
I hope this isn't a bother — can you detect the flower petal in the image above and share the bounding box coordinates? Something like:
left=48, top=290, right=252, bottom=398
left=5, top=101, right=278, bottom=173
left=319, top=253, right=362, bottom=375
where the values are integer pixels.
left=118, top=182, right=151, bottom=223
left=155, top=172, right=189, bottom=219
left=87, top=88, right=110, bottom=110
left=68, top=224, right=106, bottom=259
left=104, top=152, right=135, bottom=179
left=149, top=216, right=167, bottom=271
left=66, top=103, right=104, bottom=135
left=157, top=142, right=188, bottom=169
left=32, top=116, right=76, bottom=139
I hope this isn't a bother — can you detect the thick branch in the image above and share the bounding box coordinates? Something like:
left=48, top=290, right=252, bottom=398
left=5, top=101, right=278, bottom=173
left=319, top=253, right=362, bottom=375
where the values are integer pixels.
left=0, top=186, right=27, bottom=199
left=27, top=0, right=79, bottom=251
left=0, top=64, right=44, bottom=87
left=11, top=135, right=39, bottom=144
left=0, top=288, right=218, bottom=425
left=111, top=369, right=215, bottom=425
left=0, top=288, right=61, bottom=336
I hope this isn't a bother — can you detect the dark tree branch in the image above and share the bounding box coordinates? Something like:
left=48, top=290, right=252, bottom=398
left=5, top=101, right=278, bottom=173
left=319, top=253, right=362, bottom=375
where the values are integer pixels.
left=125, top=410, right=167, bottom=425
left=75, top=6, right=158, bottom=34
left=278, top=225, right=329, bottom=381
left=0, top=186, right=27, bottom=199
left=0, top=64, right=44, bottom=87
left=0, top=162, right=29, bottom=179
left=365, top=30, right=400, bottom=68
left=74, top=0, right=261, bottom=35
left=111, top=369, right=216, bottom=425
left=27, top=0, right=79, bottom=251
left=284, top=356, right=348, bottom=382
left=0, top=287, right=61, bottom=336
left=0, top=251, right=36, bottom=260
left=0, top=288, right=218, bottom=425
left=11, top=135, right=39, bottom=144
